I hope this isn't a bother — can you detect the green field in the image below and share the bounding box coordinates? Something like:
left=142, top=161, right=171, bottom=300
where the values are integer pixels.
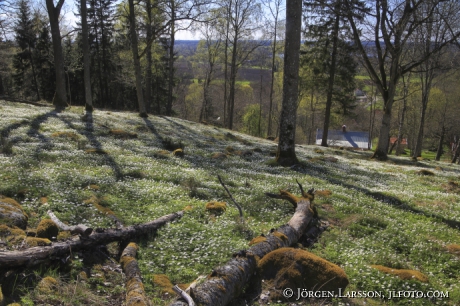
left=1, top=100, right=459, bottom=305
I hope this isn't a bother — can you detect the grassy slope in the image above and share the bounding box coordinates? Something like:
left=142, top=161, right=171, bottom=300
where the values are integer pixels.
left=1, top=100, right=459, bottom=305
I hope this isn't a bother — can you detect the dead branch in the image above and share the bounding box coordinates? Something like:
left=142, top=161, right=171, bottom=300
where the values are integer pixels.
left=47, top=210, right=93, bottom=237
left=0, top=211, right=184, bottom=269
left=172, top=285, right=195, bottom=306
left=170, top=185, right=315, bottom=306
left=217, top=175, right=243, bottom=219
left=120, top=243, right=150, bottom=306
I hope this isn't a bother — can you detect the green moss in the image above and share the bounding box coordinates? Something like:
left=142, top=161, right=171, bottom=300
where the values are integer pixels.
left=173, top=148, right=184, bottom=157
left=258, top=248, right=349, bottom=300
left=51, top=131, right=80, bottom=141
left=205, top=201, right=226, bottom=214
left=446, top=244, right=460, bottom=256
left=36, top=219, right=59, bottom=239
left=109, top=129, right=138, bottom=139
left=152, top=274, right=175, bottom=295
left=249, top=235, right=267, bottom=246
left=26, top=237, right=52, bottom=246
left=371, top=265, right=429, bottom=282
left=85, top=148, right=108, bottom=154
left=37, top=276, right=58, bottom=294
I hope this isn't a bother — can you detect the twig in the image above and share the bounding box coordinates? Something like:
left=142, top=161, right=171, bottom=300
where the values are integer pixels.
left=172, top=285, right=196, bottom=306
left=217, top=175, right=244, bottom=220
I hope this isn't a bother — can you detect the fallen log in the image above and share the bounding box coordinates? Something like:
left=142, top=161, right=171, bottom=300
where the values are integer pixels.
left=120, top=243, right=150, bottom=306
left=47, top=210, right=93, bottom=237
left=170, top=187, right=315, bottom=306
left=0, top=211, right=184, bottom=269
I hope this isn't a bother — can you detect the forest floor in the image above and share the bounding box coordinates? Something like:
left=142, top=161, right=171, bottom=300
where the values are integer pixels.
left=0, top=100, right=460, bottom=305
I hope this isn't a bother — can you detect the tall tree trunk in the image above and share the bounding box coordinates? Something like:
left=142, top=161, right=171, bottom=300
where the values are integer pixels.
left=267, top=9, right=279, bottom=137
left=166, top=2, right=176, bottom=116
left=435, top=125, right=445, bottom=161
left=227, top=35, right=238, bottom=130
left=320, top=12, right=340, bottom=147
left=45, top=0, right=68, bottom=109
left=128, top=0, right=148, bottom=117
left=412, top=70, right=433, bottom=159
left=81, top=0, right=93, bottom=112
left=276, top=0, right=301, bottom=166
left=223, top=0, right=232, bottom=127
left=145, top=0, right=153, bottom=114
left=395, top=75, right=409, bottom=155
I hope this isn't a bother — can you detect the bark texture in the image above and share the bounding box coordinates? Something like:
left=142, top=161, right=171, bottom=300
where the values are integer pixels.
left=0, top=211, right=183, bottom=269
left=170, top=190, right=314, bottom=306
left=47, top=210, right=93, bottom=237
left=120, top=243, right=150, bottom=306
left=276, top=0, right=302, bottom=166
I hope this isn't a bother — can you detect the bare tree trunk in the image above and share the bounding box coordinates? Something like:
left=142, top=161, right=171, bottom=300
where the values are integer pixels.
left=45, top=0, right=68, bottom=109
left=267, top=4, right=279, bottom=137
left=0, top=211, right=183, bottom=269
left=128, top=0, right=148, bottom=117
left=395, top=75, right=409, bottom=155
left=320, top=12, right=340, bottom=147
left=166, top=1, right=176, bottom=116
left=452, top=138, right=460, bottom=163
left=276, top=0, right=301, bottom=166
left=81, top=0, right=93, bottom=112
left=145, top=0, right=153, bottom=114
left=435, top=125, right=445, bottom=161
left=227, top=35, right=238, bottom=130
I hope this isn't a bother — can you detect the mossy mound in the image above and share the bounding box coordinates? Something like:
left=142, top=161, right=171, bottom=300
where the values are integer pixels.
left=211, top=152, right=228, bottom=159
left=416, top=169, right=435, bottom=176
left=258, top=247, right=349, bottom=301
left=84, top=195, right=117, bottom=217
left=205, top=201, right=226, bottom=214
left=85, top=148, right=108, bottom=154
left=26, top=237, right=52, bottom=246
left=36, top=219, right=59, bottom=240
left=37, top=276, right=58, bottom=294
left=152, top=274, right=175, bottom=295
left=109, top=129, right=138, bottom=139
left=371, top=265, right=429, bottom=282
left=0, top=195, right=28, bottom=229
left=51, top=131, right=80, bottom=141
left=446, top=244, right=460, bottom=256
left=173, top=148, right=184, bottom=157
left=315, top=189, right=332, bottom=197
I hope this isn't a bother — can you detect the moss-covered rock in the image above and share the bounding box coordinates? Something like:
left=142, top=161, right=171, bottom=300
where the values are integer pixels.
left=36, top=219, right=59, bottom=240
left=258, top=247, right=349, bottom=300
left=371, top=265, right=429, bottom=282
left=0, top=195, right=28, bottom=229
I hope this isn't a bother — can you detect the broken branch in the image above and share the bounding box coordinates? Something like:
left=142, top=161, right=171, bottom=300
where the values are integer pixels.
left=0, top=211, right=184, bottom=269
left=217, top=175, right=243, bottom=219
left=47, top=210, right=93, bottom=237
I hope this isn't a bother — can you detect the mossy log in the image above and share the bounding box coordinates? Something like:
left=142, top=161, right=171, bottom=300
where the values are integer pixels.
left=0, top=211, right=183, bottom=269
left=120, top=243, right=150, bottom=306
left=47, top=210, right=93, bottom=237
left=170, top=188, right=315, bottom=306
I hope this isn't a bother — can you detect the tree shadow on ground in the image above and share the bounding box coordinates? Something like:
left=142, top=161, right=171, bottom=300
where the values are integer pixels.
left=291, top=162, right=460, bottom=231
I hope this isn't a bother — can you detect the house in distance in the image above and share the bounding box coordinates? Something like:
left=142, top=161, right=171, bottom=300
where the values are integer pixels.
left=316, top=125, right=371, bottom=150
